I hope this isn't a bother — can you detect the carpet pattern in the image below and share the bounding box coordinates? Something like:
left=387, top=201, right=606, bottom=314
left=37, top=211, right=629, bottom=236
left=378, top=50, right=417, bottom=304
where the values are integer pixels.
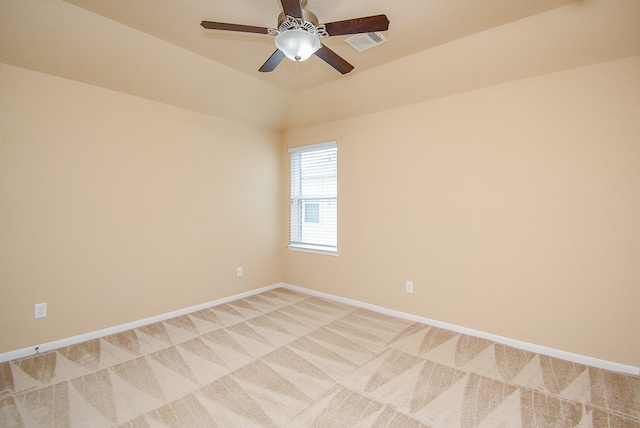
left=1, top=288, right=639, bottom=427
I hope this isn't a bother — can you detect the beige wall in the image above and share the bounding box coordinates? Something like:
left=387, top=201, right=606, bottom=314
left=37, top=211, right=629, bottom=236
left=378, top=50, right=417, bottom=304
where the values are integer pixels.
left=0, top=63, right=282, bottom=353
left=1, top=52, right=638, bottom=369
left=282, top=56, right=640, bottom=367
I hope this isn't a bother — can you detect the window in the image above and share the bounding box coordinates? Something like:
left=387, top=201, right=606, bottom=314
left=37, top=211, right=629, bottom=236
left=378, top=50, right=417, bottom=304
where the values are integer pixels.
left=304, top=203, right=320, bottom=223
left=289, top=142, right=338, bottom=255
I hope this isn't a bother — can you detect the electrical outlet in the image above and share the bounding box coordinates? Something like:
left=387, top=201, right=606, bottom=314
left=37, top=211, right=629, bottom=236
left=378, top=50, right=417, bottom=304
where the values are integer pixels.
left=405, top=281, right=414, bottom=294
left=35, top=303, right=47, bottom=319
left=237, top=267, right=243, bottom=277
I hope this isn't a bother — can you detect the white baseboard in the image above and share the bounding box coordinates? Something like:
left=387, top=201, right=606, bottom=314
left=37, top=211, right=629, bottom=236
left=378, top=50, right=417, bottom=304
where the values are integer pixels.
left=3, top=282, right=638, bottom=377
left=282, top=283, right=640, bottom=376
left=0, top=283, right=281, bottom=364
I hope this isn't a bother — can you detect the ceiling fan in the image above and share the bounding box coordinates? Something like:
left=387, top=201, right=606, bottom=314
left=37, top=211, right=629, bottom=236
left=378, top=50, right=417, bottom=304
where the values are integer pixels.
left=201, top=0, right=389, bottom=74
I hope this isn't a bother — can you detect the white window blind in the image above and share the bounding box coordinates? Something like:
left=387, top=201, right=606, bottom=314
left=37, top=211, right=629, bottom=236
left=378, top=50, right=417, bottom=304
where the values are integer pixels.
left=289, top=142, right=337, bottom=254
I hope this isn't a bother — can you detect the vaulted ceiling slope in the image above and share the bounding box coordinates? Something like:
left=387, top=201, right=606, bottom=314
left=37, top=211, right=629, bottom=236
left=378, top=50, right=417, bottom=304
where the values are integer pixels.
left=287, top=0, right=640, bottom=130
left=59, top=0, right=577, bottom=92
left=1, top=0, right=639, bottom=132
left=0, top=0, right=291, bottom=131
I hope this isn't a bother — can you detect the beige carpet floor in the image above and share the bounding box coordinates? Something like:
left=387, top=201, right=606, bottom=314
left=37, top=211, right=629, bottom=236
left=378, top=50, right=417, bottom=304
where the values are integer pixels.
left=1, top=287, right=639, bottom=427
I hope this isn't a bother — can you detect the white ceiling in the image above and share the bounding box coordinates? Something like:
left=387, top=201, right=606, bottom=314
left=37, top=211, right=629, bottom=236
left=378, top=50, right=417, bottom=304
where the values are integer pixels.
left=59, top=0, right=577, bottom=93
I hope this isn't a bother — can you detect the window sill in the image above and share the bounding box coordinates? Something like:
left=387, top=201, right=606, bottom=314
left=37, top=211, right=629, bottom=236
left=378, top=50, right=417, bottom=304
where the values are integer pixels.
left=288, top=245, right=339, bottom=257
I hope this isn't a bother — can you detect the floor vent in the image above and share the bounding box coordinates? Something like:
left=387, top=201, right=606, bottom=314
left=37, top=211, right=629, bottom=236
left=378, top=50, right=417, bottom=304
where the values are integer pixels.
left=345, top=32, right=388, bottom=52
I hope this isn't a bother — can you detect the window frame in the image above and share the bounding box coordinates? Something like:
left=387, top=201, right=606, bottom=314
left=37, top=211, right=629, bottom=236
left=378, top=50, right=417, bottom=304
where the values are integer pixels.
left=288, top=141, right=339, bottom=256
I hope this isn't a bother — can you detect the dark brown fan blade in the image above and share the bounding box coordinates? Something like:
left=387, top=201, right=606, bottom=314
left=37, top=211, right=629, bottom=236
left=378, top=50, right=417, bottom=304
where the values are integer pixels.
left=201, top=21, right=270, bottom=35
left=324, top=14, right=389, bottom=36
left=280, top=0, right=303, bottom=18
left=314, top=45, right=354, bottom=74
left=259, top=50, right=286, bottom=73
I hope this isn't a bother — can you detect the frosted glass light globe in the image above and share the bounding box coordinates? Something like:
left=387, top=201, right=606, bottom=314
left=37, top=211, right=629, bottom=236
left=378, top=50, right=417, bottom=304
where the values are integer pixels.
left=275, top=29, right=321, bottom=62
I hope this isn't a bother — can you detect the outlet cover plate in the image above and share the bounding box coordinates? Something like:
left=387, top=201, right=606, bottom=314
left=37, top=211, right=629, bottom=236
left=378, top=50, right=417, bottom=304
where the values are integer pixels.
left=405, top=281, right=414, bottom=294
left=35, top=303, right=47, bottom=318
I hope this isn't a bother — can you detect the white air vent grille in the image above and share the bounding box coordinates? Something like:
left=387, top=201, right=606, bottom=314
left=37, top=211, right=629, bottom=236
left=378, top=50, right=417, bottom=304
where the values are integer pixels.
left=345, top=32, right=388, bottom=52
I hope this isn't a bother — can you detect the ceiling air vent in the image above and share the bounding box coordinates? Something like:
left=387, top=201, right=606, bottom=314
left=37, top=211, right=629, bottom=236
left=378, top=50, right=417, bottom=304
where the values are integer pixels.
left=345, top=32, right=388, bottom=52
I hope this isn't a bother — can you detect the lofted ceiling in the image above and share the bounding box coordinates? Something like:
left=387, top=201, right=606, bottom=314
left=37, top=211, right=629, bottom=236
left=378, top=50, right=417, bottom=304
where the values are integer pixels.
left=60, top=0, right=577, bottom=93
left=2, top=0, right=639, bottom=131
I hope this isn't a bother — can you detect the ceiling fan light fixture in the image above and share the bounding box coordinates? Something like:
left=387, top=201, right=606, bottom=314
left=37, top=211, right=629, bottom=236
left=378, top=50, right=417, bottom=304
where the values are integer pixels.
left=201, top=1, right=389, bottom=74
left=275, top=29, right=321, bottom=62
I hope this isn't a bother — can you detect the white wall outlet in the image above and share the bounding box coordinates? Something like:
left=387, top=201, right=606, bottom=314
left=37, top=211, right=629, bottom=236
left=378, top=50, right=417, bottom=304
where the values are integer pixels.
left=35, top=303, right=47, bottom=319
left=405, top=281, right=414, bottom=294
left=237, top=267, right=243, bottom=277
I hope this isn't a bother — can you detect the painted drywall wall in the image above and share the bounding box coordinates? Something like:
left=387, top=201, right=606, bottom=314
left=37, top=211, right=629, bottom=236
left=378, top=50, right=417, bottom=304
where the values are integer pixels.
left=282, top=56, right=640, bottom=367
left=0, top=63, right=282, bottom=354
